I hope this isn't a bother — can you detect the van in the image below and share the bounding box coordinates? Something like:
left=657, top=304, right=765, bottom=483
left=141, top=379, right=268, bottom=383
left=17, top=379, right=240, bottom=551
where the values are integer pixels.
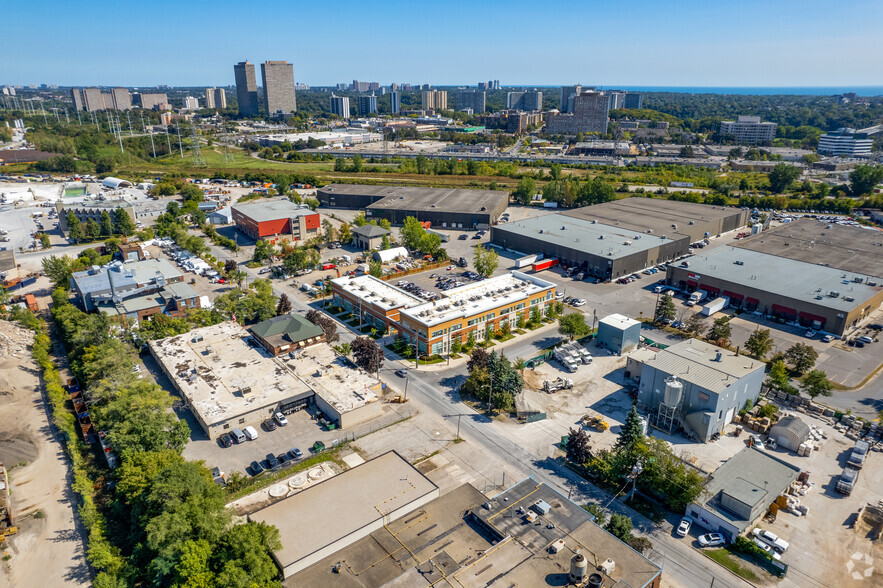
left=243, top=425, right=259, bottom=440
left=231, top=428, right=246, bottom=443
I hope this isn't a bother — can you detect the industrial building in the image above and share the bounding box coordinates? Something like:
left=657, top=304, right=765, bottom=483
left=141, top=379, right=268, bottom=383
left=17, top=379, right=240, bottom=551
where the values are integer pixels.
left=635, top=338, right=765, bottom=442
left=55, top=199, right=136, bottom=234
left=597, top=313, right=641, bottom=354
left=719, top=116, right=777, bottom=144
left=70, top=259, right=183, bottom=312
left=291, top=477, right=662, bottom=587
left=491, top=197, right=748, bottom=280
left=350, top=224, right=389, bottom=250
left=231, top=198, right=320, bottom=244
left=150, top=322, right=385, bottom=439
left=249, top=451, right=439, bottom=579
left=317, top=184, right=508, bottom=228
left=686, top=447, right=801, bottom=540
left=769, top=416, right=812, bottom=453
left=665, top=244, right=883, bottom=336
left=248, top=313, right=325, bottom=356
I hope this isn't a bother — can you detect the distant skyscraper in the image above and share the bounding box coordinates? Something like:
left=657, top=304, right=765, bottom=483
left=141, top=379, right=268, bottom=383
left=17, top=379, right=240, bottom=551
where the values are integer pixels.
left=506, top=91, right=542, bottom=111
left=358, top=93, right=378, bottom=116
left=493, top=80, right=501, bottom=90
left=545, top=91, right=608, bottom=135
left=456, top=91, right=486, bottom=113
left=137, top=92, right=169, bottom=110
left=624, top=93, right=643, bottom=109
left=70, top=88, right=84, bottom=111
left=183, top=96, right=200, bottom=110
left=390, top=91, right=401, bottom=115
left=606, top=92, right=625, bottom=111
left=261, top=61, right=297, bottom=115
left=421, top=90, right=447, bottom=112
left=559, top=85, right=582, bottom=113
left=234, top=61, right=259, bottom=116
left=205, top=87, right=226, bottom=109
left=111, top=87, right=131, bottom=110
left=82, top=87, right=103, bottom=112
left=329, top=94, right=351, bottom=118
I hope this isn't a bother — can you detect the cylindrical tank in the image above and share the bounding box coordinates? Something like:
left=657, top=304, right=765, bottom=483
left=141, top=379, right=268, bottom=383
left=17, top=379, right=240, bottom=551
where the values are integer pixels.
left=751, top=223, right=763, bottom=234
left=587, top=573, right=604, bottom=588
left=663, top=376, right=683, bottom=406
left=569, top=553, right=588, bottom=585
left=638, top=416, right=648, bottom=436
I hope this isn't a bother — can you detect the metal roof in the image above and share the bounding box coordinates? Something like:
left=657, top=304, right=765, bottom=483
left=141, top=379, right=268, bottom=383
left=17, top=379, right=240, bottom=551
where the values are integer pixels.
left=643, top=338, right=764, bottom=395
left=71, top=259, right=180, bottom=295
left=351, top=224, right=390, bottom=238
left=231, top=198, right=314, bottom=223
left=321, top=184, right=508, bottom=214
left=678, top=246, right=882, bottom=312
left=770, top=415, right=811, bottom=440
left=250, top=313, right=324, bottom=342
left=599, top=313, right=640, bottom=329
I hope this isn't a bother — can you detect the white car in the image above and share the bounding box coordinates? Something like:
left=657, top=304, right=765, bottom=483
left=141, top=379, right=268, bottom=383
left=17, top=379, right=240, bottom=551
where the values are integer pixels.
left=243, top=425, right=259, bottom=440
left=653, top=285, right=665, bottom=293
left=752, top=527, right=789, bottom=552
left=698, top=533, right=726, bottom=547
left=821, top=335, right=835, bottom=343
left=857, top=336, right=874, bottom=344
left=753, top=538, right=783, bottom=560
left=555, top=292, right=565, bottom=300
left=804, top=329, right=817, bottom=338
left=572, top=299, right=587, bottom=307
left=274, top=412, right=288, bottom=426
left=677, top=517, right=691, bottom=537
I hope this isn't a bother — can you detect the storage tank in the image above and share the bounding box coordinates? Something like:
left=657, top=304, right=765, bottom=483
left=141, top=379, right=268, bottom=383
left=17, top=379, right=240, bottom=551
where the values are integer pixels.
left=569, top=553, right=588, bottom=585
left=588, top=572, right=604, bottom=588
left=663, top=376, right=683, bottom=406
left=751, top=223, right=763, bottom=234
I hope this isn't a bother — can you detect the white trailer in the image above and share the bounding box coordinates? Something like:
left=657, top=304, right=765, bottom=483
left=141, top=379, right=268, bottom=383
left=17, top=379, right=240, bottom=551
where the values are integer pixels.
left=701, top=296, right=730, bottom=317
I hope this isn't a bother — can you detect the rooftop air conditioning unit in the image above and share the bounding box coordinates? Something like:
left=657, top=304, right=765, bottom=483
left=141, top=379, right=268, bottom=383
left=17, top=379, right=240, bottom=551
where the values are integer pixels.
left=734, top=260, right=744, bottom=265
left=689, top=220, right=695, bottom=225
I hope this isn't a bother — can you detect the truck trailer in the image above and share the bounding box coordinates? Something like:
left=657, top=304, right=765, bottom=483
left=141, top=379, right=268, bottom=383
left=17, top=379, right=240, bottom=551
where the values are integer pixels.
left=701, top=296, right=730, bottom=317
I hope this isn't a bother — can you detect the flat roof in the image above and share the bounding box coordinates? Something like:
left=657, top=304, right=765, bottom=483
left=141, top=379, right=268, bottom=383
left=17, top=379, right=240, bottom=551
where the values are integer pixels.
left=231, top=198, right=314, bottom=223
left=248, top=451, right=438, bottom=576
left=331, top=274, right=423, bottom=311
left=149, top=322, right=313, bottom=427
left=281, top=343, right=382, bottom=414
left=676, top=246, right=883, bottom=312
left=495, top=213, right=674, bottom=259
left=321, top=184, right=508, bottom=214
left=72, top=259, right=181, bottom=295
left=735, top=217, right=883, bottom=280
left=561, top=196, right=744, bottom=239
left=599, top=312, right=640, bottom=329
left=399, top=271, right=556, bottom=327
left=643, top=338, right=764, bottom=395
left=0, top=250, right=15, bottom=273
left=701, top=448, right=801, bottom=529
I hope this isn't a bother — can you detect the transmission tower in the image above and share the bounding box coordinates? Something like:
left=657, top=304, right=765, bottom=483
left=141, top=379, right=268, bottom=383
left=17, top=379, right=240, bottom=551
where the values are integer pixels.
left=189, top=123, right=206, bottom=167
left=220, top=143, right=235, bottom=165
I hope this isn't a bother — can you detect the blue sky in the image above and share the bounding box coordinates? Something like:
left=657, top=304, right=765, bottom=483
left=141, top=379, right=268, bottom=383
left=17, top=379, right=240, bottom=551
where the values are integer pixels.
left=6, top=0, right=882, bottom=87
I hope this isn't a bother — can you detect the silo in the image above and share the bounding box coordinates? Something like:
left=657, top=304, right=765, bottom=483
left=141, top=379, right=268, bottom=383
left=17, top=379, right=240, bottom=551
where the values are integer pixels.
left=663, top=376, right=683, bottom=407
left=568, top=553, right=589, bottom=585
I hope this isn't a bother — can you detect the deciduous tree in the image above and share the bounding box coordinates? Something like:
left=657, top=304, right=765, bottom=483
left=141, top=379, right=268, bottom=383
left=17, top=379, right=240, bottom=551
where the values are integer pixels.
left=352, top=336, right=383, bottom=374
left=745, top=328, right=774, bottom=359
left=472, top=245, right=498, bottom=278
left=785, top=342, right=818, bottom=374
left=558, top=312, right=590, bottom=340
left=801, top=369, right=832, bottom=399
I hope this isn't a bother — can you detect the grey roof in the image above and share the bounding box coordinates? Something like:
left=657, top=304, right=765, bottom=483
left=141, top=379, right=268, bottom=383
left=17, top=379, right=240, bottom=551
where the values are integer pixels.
left=72, top=259, right=181, bottom=296
left=735, top=217, right=883, bottom=280
left=208, top=206, right=232, bottom=220
left=321, top=184, right=508, bottom=214
left=770, top=415, right=811, bottom=440
left=160, top=282, right=199, bottom=300
left=496, top=213, right=673, bottom=259
left=351, top=224, right=390, bottom=238
left=701, top=447, right=801, bottom=529
left=249, top=313, right=324, bottom=343
left=0, top=250, right=15, bottom=273
left=231, top=198, right=313, bottom=223
left=643, top=338, right=764, bottom=395
left=678, top=246, right=882, bottom=312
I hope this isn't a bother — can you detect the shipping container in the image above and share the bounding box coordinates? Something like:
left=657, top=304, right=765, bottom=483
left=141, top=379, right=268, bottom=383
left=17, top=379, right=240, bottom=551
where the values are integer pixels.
left=532, top=258, right=559, bottom=272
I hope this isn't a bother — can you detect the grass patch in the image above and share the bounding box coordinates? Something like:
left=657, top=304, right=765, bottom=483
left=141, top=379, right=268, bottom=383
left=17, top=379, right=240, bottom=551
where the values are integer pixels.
left=703, top=548, right=761, bottom=583
left=226, top=448, right=345, bottom=501
left=494, top=333, right=515, bottom=342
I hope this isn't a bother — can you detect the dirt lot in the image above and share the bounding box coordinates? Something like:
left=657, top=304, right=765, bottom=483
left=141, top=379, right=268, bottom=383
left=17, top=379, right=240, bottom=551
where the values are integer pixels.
left=0, top=320, right=89, bottom=587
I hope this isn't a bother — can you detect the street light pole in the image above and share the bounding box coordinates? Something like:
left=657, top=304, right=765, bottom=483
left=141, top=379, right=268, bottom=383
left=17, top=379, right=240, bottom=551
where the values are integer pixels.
left=486, top=374, right=494, bottom=416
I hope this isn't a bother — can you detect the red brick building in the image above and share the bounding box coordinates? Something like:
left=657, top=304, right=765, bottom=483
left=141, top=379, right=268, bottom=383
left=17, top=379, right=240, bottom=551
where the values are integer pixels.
left=231, top=198, right=321, bottom=244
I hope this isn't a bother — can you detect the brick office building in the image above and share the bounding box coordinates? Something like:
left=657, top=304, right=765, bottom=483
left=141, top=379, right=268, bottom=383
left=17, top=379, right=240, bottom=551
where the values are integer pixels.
left=231, top=199, right=321, bottom=244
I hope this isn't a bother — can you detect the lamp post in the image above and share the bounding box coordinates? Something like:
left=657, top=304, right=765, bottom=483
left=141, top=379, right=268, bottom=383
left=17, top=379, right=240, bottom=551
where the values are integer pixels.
left=486, top=374, right=494, bottom=417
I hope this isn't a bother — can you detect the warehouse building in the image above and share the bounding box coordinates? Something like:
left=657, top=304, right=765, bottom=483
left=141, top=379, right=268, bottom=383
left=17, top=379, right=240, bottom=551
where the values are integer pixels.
left=317, top=184, right=508, bottom=228
left=492, top=198, right=748, bottom=280
left=597, top=313, right=641, bottom=354
left=687, top=447, right=801, bottom=541
left=350, top=224, right=390, bottom=250
left=231, top=198, right=321, bottom=244
left=249, top=451, right=439, bottom=579
left=636, top=338, right=765, bottom=442
left=70, top=259, right=182, bottom=311
left=150, top=322, right=384, bottom=439
left=666, top=246, right=883, bottom=336
left=769, top=416, right=811, bottom=453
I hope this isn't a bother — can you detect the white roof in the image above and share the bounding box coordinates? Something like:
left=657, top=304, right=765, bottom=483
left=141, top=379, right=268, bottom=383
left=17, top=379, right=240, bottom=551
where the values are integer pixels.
left=599, top=313, right=640, bottom=330
left=373, top=247, right=409, bottom=263
left=331, top=274, right=423, bottom=311
left=101, top=177, right=132, bottom=188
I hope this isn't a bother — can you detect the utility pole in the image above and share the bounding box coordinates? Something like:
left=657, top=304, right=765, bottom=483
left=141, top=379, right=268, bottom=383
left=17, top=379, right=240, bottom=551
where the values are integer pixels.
left=175, top=122, right=184, bottom=158
left=629, top=461, right=643, bottom=501
left=487, top=374, right=494, bottom=416
left=126, top=111, right=134, bottom=137
left=165, top=126, right=172, bottom=154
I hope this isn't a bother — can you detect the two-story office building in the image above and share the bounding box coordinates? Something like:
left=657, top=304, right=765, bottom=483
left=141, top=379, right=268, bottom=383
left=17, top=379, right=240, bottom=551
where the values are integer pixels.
left=231, top=199, right=321, bottom=244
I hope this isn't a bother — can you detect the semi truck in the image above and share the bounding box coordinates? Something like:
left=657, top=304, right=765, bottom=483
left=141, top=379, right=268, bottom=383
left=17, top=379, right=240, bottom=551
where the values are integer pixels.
left=686, top=290, right=707, bottom=306
left=701, top=296, right=730, bottom=317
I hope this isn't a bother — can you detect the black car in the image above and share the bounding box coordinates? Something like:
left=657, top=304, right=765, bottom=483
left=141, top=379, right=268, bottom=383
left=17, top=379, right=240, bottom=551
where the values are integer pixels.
left=264, top=419, right=277, bottom=431
left=266, top=453, right=280, bottom=468
left=218, top=433, right=232, bottom=448
left=472, top=233, right=482, bottom=239
left=458, top=234, right=468, bottom=240
left=869, top=324, right=883, bottom=331
left=249, top=461, right=264, bottom=476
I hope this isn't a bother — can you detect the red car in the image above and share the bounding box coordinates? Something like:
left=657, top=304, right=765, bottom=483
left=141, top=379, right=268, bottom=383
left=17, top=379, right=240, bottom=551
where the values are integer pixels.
left=322, top=263, right=336, bottom=270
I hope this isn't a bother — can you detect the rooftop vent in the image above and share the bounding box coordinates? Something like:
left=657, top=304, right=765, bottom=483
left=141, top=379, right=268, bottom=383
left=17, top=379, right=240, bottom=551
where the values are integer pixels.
left=734, top=260, right=744, bottom=266
left=714, top=351, right=723, bottom=362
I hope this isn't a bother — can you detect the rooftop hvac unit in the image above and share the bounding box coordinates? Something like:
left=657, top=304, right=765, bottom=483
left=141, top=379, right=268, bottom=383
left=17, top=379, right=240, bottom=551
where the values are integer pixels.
left=689, top=220, right=695, bottom=225
left=600, top=558, right=616, bottom=575
left=734, top=260, right=744, bottom=265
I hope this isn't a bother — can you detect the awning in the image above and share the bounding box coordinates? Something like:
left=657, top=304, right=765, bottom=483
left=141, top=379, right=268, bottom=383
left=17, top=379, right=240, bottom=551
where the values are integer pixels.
left=723, top=290, right=743, bottom=301
left=687, top=280, right=698, bottom=288
left=700, top=285, right=720, bottom=295
left=746, top=297, right=759, bottom=305
left=772, top=304, right=797, bottom=318
left=799, top=311, right=826, bottom=327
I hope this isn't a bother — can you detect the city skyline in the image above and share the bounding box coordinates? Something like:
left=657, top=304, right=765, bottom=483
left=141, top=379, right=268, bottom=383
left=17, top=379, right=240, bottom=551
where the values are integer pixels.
left=4, top=0, right=882, bottom=88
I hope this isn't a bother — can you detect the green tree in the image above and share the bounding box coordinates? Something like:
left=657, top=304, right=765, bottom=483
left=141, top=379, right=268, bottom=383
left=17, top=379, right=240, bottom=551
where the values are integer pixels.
left=276, top=293, right=292, bottom=315
left=351, top=154, right=363, bottom=172
left=583, top=503, right=606, bottom=526
left=334, top=157, right=346, bottom=171
left=420, top=232, right=444, bottom=258
left=67, top=212, right=84, bottom=243
left=368, top=259, right=383, bottom=277
left=321, top=219, right=335, bottom=243
left=768, top=163, right=801, bottom=193
left=211, top=522, right=282, bottom=587
left=615, top=406, right=645, bottom=451
left=655, top=292, right=676, bottom=323
left=511, top=177, right=536, bottom=205
left=800, top=369, right=832, bottom=399
left=566, top=427, right=592, bottom=465
left=39, top=232, right=51, bottom=249
left=849, top=164, right=883, bottom=196
left=400, top=216, right=425, bottom=251
left=785, top=342, right=818, bottom=374
left=604, top=513, right=634, bottom=543
left=766, top=360, right=797, bottom=394
left=381, top=234, right=391, bottom=249
left=339, top=223, right=352, bottom=244
left=707, top=316, right=732, bottom=345
left=101, top=381, right=191, bottom=460
left=682, top=313, right=704, bottom=335
left=85, top=218, right=101, bottom=240
left=745, top=328, right=774, bottom=359
left=253, top=240, right=274, bottom=263
left=472, top=245, right=498, bottom=278
left=679, top=145, right=694, bottom=158
left=558, top=312, right=590, bottom=340
left=99, top=211, right=114, bottom=236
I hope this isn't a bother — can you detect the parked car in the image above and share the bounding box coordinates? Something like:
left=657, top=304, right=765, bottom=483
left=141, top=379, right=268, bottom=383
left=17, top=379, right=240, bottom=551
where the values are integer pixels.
left=752, top=528, right=789, bottom=553
left=249, top=460, right=263, bottom=475
left=677, top=517, right=692, bottom=537
left=289, top=447, right=304, bottom=460
left=218, top=433, right=232, bottom=448
left=266, top=453, right=280, bottom=469
left=821, top=335, right=835, bottom=343
left=749, top=434, right=765, bottom=450
left=572, top=299, right=586, bottom=307
left=472, top=233, right=482, bottom=239
left=653, top=285, right=665, bottom=293
left=804, top=329, right=817, bottom=338
left=458, top=234, right=468, bottom=240
left=698, top=533, right=726, bottom=547
left=264, top=419, right=277, bottom=431
left=752, top=538, right=783, bottom=560
left=274, top=412, right=288, bottom=426
left=857, top=336, right=874, bottom=344
left=243, top=425, right=259, bottom=440
left=555, top=292, right=565, bottom=299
